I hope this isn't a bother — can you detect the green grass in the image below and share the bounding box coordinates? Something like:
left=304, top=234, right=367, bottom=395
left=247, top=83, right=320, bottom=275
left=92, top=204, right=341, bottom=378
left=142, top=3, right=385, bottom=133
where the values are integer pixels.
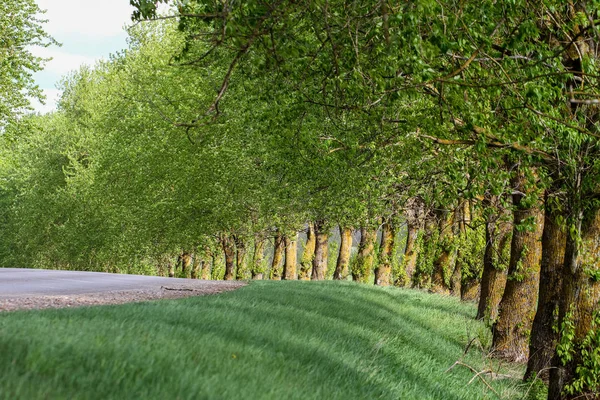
left=0, top=281, right=527, bottom=399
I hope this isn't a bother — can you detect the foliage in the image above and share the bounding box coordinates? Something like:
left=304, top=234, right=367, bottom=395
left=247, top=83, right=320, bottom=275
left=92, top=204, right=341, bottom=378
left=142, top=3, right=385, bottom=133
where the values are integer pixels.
left=0, top=0, right=56, bottom=128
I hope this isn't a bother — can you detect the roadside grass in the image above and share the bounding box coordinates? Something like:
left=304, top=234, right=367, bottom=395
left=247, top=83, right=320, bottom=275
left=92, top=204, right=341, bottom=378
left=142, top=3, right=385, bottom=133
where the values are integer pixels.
left=0, top=281, right=528, bottom=400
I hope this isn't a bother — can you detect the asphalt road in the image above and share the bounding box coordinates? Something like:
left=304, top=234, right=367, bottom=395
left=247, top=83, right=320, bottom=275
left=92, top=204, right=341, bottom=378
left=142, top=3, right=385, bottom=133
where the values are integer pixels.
left=0, top=268, right=230, bottom=298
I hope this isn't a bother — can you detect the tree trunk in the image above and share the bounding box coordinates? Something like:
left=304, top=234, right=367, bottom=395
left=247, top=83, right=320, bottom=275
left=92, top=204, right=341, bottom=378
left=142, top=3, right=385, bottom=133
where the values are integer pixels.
left=477, top=197, right=512, bottom=321
left=333, top=226, right=353, bottom=280
left=548, top=206, right=600, bottom=399
left=375, top=221, right=395, bottom=286
left=311, top=220, right=329, bottom=280
left=402, top=219, right=420, bottom=286
left=430, top=209, right=455, bottom=294
left=191, top=252, right=200, bottom=279
left=270, top=232, right=284, bottom=280
left=251, top=235, right=266, bottom=280
left=352, top=226, right=377, bottom=283
left=221, top=234, right=236, bottom=281
left=299, top=223, right=316, bottom=280
left=414, top=214, right=437, bottom=288
left=461, top=277, right=480, bottom=301
left=525, top=200, right=566, bottom=382
left=449, top=255, right=462, bottom=297
left=233, top=236, right=247, bottom=280
left=283, top=232, right=298, bottom=280
left=401, top=197, right=424, bottom=286
left=181, top=252, right=191, bottom=278
left=492, top=171, right=544, bottom=362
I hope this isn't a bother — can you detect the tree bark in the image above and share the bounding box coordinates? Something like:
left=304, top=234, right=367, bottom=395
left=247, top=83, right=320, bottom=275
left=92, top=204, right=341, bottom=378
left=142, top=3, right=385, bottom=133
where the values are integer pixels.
left=492, top=171, right=544, bottom=362
left=430, top=209, right=455, bottom=294
left=221, top=234, right=236, bottom=281
left=549, top=206, right=600, bottom=399
left=401, top=197, right=424, bottom=286
left=333, top=226, right=353, bottom=280
left=352, top=226, right=377, bottom=283
left=477, top=196, right=512, bottom=321
left=180, top=252, right=192, bottom=277
left=251, top=235, right=266, bottom=280
left=414, top=213, right=437, bottom=288
left=270, top=232, right=284, bottom=280
left=311, top=220, right=329, bottom=280
left=233, top=236, right=247, bottom=280
left=299, top=223, right=316, bottom=280
left=525, top=200, right=566, bottom=382
left=283, top=232, right=298, bottom=280
left=375, top=220, right=395, bottom=286
left=191, top=252, right=200, bottom=279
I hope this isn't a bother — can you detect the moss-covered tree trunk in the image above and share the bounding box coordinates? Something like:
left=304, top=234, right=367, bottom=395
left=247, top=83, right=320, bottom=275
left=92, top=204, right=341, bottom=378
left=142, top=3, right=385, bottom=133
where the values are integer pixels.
left=477, top=196, right=512, bottom=321
left=402, top=197, right=423, bottom=286
left=492, top=171, right=544, bottom=362
left=283, top=232, right=298, bottom=280
left=525, top=199, right=566, bottom=382
left=311, top=220, right=328, bottom=280
left=430, top=209, right=455, bottom=294
left=414, top=214, right=438, bottom=288
left=270, top=232, right=284, bottom=280
left=233, top=236, right=247, bottom=280
left=403, top=220, right=420, bottom=286
left=333, top=226, right=353, bottom=280
left=251, top=235, right=266, bottom=280
left=221, top=234, right=236, bottom=281
left=549, top=206, right=600, bottom=399
left=352, top=226, right=377, bottom=283
left=375, top=220, right=395, bottom=286
left=299, top=223, right=316, bottom=280
left=191, top=252, right=200, bottom=279
left=180, top=252, right=191, bottom=277
left=200, top=258, right=212, bottom=280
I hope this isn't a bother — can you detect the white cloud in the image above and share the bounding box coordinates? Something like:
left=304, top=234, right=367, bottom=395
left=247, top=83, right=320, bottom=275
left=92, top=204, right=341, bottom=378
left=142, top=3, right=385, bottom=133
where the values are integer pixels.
left=30, top=88, right=62, bottom=114
left=37, top=0, right=134, bottom=37
left=33, top=47, right=100, bottom=76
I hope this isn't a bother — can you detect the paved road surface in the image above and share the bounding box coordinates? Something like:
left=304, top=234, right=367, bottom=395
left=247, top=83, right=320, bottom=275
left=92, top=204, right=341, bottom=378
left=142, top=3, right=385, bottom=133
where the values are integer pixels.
left=0, top=268, right=237, bottom=298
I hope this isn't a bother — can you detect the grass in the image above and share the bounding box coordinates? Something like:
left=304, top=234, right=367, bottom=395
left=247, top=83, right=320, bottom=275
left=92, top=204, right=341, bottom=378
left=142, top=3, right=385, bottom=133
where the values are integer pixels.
left=0, top=281, right=528, bottom=399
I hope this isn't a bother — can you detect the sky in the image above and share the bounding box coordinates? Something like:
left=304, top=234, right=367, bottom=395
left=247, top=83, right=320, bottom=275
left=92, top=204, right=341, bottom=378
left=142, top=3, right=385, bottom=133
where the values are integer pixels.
left=31, top=0, right=136, bottom=113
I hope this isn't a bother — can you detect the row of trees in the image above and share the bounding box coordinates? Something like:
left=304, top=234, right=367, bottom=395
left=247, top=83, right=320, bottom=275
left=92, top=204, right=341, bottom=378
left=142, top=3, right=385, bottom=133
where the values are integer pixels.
left=1, top=0, right=598, bottom=398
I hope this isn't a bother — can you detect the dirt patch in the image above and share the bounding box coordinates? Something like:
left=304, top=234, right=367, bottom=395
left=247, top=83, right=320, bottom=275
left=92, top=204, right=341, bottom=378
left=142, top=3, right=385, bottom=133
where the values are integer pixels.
left=0, top=281, right=246, bottom=312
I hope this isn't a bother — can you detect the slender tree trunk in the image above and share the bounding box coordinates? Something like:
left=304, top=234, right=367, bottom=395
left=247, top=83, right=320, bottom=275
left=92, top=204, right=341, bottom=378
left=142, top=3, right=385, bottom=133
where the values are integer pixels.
left=181, top=252, right=191, bottom=278
left=191, top=252, right=200, bottom=279
left=525, top=200, right=566, bottom=382
left=549, top=206, right=600, bottom=399
left=251, top=235, right=266, bottom=280
left=200, top=258, right=212, bottom=280
left=492, top=171, right=544, bottom=362
left=352, top=226, right=377, bottom=283
left=375, top=221, right=395, bottom=286
left=414, top=214, right=437, bottom=288
left=270, top=232, right=285, bottom=280
left=450, top=255, right=462, bottom=296
left=166, top=256, right=175, bottom=278
left=233, top=236, right=248, bottom=280
left=311, top=220, right=329, bottom=280
left=299, top=223, right=316, bottom=280
left=430, top=209, right=455, bottom=294
left=283, top=232, right=298, bottom=280
left=401, top=197, right=424, bottom=286
left=477, top=196, right=512, bottom=321
left=402, top=219, right=420, bottom=286
left=333, top=226, right=353, bottom=280
left=221, top=234, right=236, bottom=281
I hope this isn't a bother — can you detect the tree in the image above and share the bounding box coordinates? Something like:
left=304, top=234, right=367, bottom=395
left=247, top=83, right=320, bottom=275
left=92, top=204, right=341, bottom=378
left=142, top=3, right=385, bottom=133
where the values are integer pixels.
left=0, top=0, right=55, bottom=128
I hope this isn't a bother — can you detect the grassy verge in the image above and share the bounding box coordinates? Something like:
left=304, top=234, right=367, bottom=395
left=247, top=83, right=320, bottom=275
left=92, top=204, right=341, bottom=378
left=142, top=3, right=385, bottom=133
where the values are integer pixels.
left=0, top=281, right=528, bottom=399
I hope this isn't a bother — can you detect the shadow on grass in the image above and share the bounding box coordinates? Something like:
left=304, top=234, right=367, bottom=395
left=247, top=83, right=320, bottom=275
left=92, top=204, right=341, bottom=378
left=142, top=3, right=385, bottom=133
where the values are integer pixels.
left=0, top=281, right=524, bottom=400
